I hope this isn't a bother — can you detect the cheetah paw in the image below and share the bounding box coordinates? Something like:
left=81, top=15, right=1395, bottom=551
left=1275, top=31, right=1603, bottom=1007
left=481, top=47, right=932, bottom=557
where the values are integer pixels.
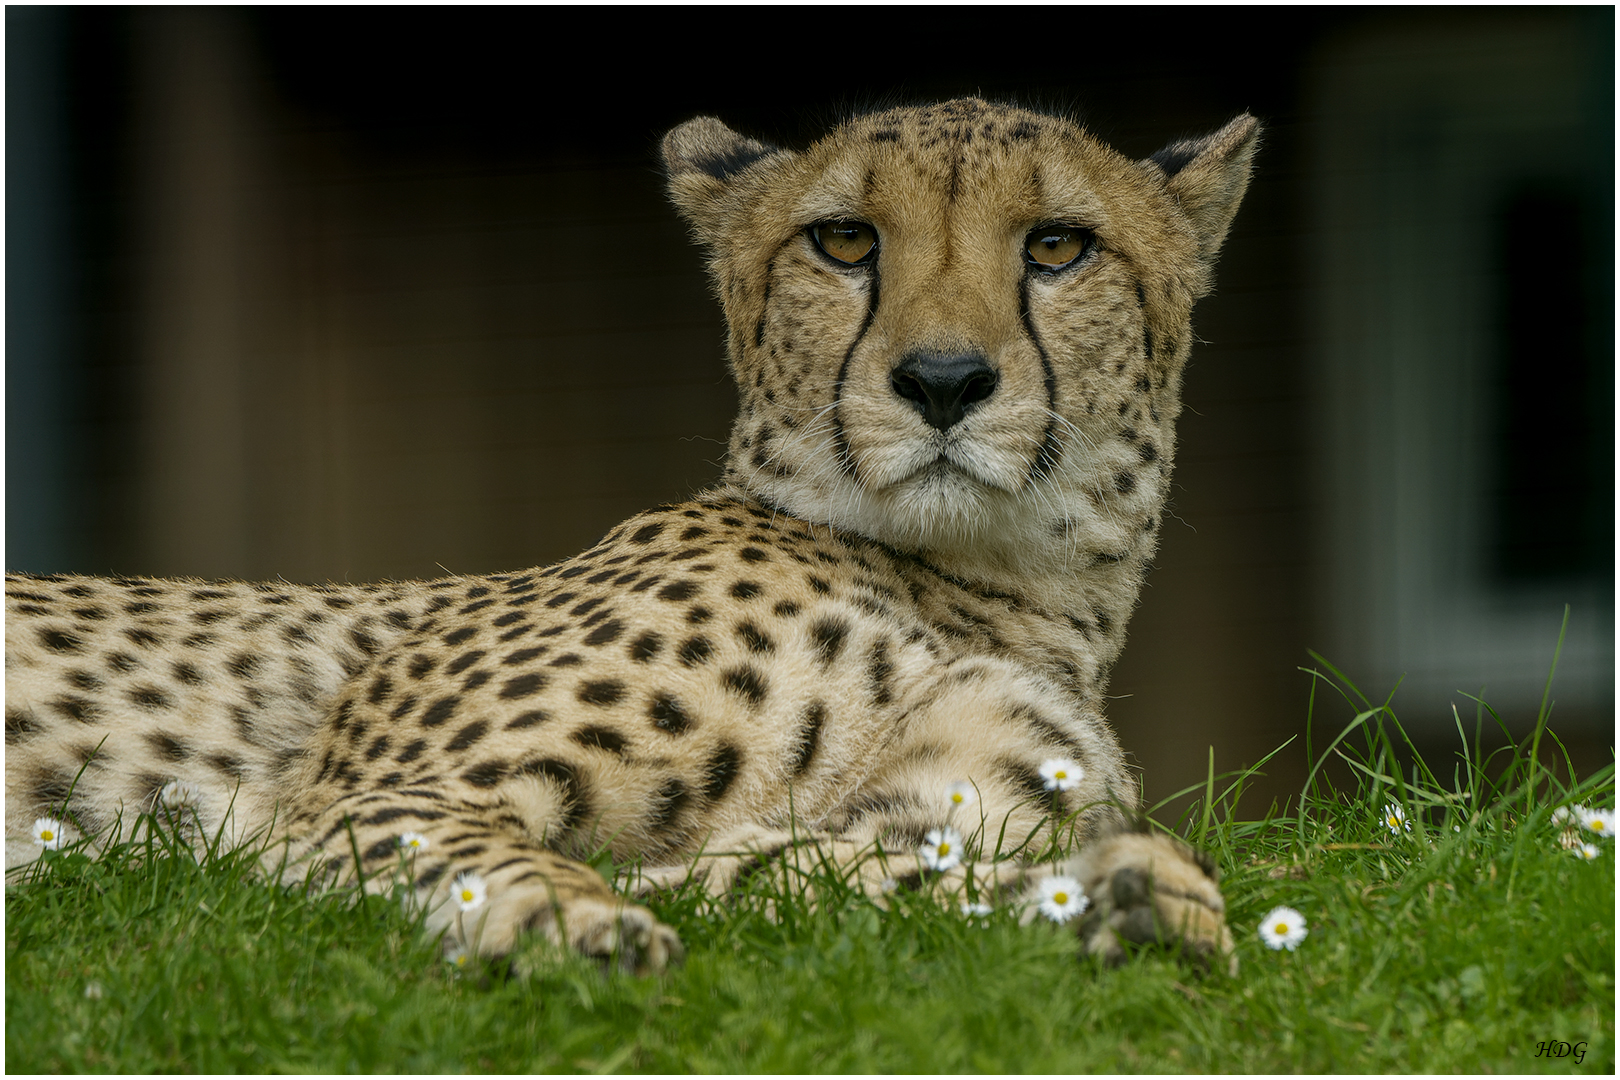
left=1051, top=827, right=1238, bottom=975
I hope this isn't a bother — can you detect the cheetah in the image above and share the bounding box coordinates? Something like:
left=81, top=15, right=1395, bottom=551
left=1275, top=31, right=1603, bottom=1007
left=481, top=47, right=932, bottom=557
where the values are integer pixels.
left=7, top=98, right=1259, bottom=974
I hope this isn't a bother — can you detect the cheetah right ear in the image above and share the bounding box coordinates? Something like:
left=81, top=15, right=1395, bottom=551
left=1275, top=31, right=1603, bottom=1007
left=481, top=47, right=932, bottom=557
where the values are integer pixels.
left=662, top=117, right=783, bottom=241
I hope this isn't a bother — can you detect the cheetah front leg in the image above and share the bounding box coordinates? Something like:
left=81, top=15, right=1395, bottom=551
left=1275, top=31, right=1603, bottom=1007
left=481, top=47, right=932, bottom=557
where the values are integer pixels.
left=825, top=657, right=1237, bottom=971
left=287, top=787, right=682, bottom=973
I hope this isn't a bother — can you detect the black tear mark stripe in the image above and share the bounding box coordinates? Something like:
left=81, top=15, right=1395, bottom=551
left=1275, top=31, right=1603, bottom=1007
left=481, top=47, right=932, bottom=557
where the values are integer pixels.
left=1017, top=275, right=1062, bottom=481
left=829, top=262, right=882, bottom=478
left=790, top=702, right=826, bottom=776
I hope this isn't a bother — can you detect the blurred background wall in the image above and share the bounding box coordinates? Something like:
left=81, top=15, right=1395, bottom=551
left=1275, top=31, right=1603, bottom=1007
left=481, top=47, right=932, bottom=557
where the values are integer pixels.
left=7, top=6, right=1612, bottom=815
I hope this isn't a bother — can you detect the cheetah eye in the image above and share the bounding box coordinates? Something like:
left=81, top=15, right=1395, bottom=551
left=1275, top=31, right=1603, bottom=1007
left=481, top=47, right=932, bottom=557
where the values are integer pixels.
left=810, top=221, right=878, bottom=265
left=1025, top=225, right=1093, bottom=270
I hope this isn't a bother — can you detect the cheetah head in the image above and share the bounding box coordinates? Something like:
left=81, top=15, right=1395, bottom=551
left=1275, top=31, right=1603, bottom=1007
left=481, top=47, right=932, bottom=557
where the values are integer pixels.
left=664, top=99, right=1258, bottom=570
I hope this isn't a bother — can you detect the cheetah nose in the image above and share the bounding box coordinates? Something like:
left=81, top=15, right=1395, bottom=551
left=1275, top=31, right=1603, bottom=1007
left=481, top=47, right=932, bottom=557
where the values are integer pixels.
left=890, top=352, right=999, bottom=431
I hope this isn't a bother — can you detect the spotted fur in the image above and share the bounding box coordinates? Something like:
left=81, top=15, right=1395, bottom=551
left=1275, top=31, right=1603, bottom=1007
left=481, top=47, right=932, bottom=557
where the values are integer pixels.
left=7, top=99, right=1257, bottom=972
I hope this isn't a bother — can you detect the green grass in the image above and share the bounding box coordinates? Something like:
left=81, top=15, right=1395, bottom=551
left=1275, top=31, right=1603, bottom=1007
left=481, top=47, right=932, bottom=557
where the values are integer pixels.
left=8, top=641, right=1613, bottom=1073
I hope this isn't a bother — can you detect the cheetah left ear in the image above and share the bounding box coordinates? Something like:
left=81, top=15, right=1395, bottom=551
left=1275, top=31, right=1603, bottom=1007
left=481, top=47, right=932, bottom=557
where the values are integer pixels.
left=1146, top=113, right=1261, bottom=263
left=662, top=116, right=784, bottom=243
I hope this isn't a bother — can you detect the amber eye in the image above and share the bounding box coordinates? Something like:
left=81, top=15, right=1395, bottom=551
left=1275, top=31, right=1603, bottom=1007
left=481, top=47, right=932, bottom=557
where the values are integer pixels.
left=811, top=221, right=878, bottom=265
left=1025, top=225, right=1092, bottom=270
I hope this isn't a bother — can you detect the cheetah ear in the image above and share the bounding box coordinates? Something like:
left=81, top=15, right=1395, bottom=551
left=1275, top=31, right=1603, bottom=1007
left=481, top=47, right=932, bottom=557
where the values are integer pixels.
left=662, top=116, right=783, bottom=241
left=1147, top=113, right=1261, bottom=262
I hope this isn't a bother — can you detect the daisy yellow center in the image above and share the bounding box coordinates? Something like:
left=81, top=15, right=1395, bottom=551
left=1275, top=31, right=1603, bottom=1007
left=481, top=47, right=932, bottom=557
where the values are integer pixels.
left=1054, top=770, right=1067, bottom=780
left=1592, top=819, right=1604, bottom=829
left=937, top=842, right=952, bottom=856
left=951, top=793, right=963, bottom=804
left=40, top=829, right=54, bottom=841
left=461, top=889, right=474, bottom=902
left=1053, top=891, right=1069, bottom=905
left=1274, top=922, right=1289, bottom=934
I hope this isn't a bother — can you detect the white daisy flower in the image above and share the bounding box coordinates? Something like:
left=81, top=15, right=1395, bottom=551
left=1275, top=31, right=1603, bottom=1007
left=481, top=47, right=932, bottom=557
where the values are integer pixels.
left=445, top=945, right=470, bottom=970
left=1037, top=875, right=1088, bottom=923
left=398, top=831, right=429, bottom=853
left=920, top=826, right=963, bottom=872
left=880, top=876, right=899, bottom=894
left=452, top=871, right=487, bottom=912
left=960, top=901, right=993, bottom=917
left=1574, top=842, right=1602, bottom=860
left=159, top=779, right=202, bottom=808
left=1553, top=805, right=1581, bottom=825
left=1039, top=758, right=1083, bottom=793
left=32, top=817, right=66, bottom=850
left=1582, top=808, right=1615, bottom=838
left=1258, top=905, right=1308, bottom=951
left=944, top=780, right=977, bottom=811
left=1381, top=803, right=1411, bottom=835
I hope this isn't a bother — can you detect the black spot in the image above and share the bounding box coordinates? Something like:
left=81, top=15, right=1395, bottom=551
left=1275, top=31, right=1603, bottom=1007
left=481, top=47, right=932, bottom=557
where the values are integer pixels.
left=367, top=675, right=393, bottom=704
left=703, top=744, right=742, bottom=802
left=649, top=777, right=691, bottom=829
left=421, top=697, right=461, bottom=728
left=443, top=651, right=483, bottom=676
left=171, top=661, right=204, bottom=686
left=578, top=680, right=626, bottom=707
left=49, top=696, right=101, bottom=724
left=129, top=686, right=174, bottom=710
left=227, top=653, right=261, bottom=680
left=810, top=619, right=849, bottom=666
left=549, top=653, right=583, bottom=668
left=1136, top=373, right=1152, bottom=394
left=569, top=597, right=606, bottom=618
left=67, top=670, right=103, bottom=692
left=446, top=720, right=490, bottom=752
left=143, top=731, right=190, bottom=761
left=6, top=708, right=40, bottom=743
left=686, top=606, right=712, bottom=624
left=72, top=606, right=108, bottom=621
left=558, top=565, right=593, bottom=580
left=649, top=693, right=694, bottom=735
left=740, top=547, right=769, bottom=563
left=736, top=621, right=773, bottom=653
left=443, top=627, right=478, bottom=647
left=630, top=522, right=665, bottom=544
left=658, top=580, right=699, bottom=602
left=730, top=581, right=762, bottom=600
left=1137, top=441, right=1158, bottom=463
left=573, top=725, right=627, bottom=755
left=629, top=632, right=663, bottom=662
left=462, top=670, right=490, bottom=692
left=389, top=696, right=420, bottom=720
left=544, top=591, right=578, bottom=609
left=123, top=627, right=160, bottom=649
left=808, top=576, right=831, bottom=595
left=466, top=585, right=490, bottom=599
left=722, top=666, right=768, bottom=708
left=500, top=673, right=547, bottom=699
left=583, top=619, right=625, bottom=646
left=364, top=735, right=391, bottom=760
left=677, top=636, right=714, bottom=667
left=790, top=702, right=826, bottom=776
left=773, top=600, right=801, bottom=617
left=39, top=628, right=83, bottom=654
left=463, top=759, right=509, bottom=788
left=868, top=641, right=894, bottom=705
left=350, top=628, right=380, bottom=656
left=1114, top=470, right=1136, bottom=494
left=505, top=710, right=549, bottom=730
left=504, top=646, right=546, bottom=665
left=124, top=601, right=158, bottom=615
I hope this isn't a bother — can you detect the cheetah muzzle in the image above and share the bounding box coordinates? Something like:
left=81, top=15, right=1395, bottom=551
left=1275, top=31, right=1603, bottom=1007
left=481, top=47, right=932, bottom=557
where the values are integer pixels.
left=6, top=98, right=1259, bottom=977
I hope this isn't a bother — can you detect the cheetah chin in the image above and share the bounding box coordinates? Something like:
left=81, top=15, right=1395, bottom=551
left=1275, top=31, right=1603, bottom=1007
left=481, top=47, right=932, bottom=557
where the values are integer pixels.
left=8, top=97, right=1258, bottom=977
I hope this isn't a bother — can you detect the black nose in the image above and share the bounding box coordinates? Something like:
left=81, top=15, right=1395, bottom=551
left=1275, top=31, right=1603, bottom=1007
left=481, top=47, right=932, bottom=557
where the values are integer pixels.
left=890, top=352, right=998, bottom=431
